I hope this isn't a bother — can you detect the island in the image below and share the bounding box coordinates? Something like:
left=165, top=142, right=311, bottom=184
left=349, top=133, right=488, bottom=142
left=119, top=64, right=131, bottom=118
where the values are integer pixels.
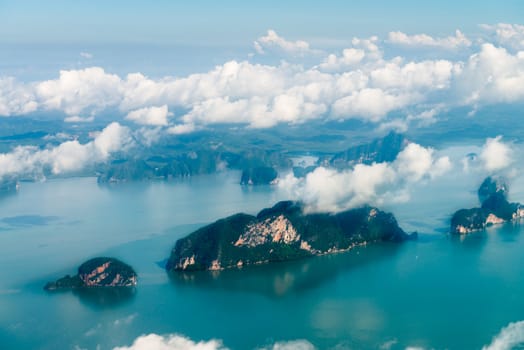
left=329, top=131, right=407, bottom=169
left=240, top=166, right=278, bottom=185
left=166, top=201, right=416, bottom=271
left=0, top=177, right=19, bottom=194
left=44, top=257, right=137, bottom=291
left=451, top=176, right=524, bottom=234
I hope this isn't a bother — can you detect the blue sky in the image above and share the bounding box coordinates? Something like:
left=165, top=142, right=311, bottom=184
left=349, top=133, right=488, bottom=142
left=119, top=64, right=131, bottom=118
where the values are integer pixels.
left=1, top=0, right=522, bottom=45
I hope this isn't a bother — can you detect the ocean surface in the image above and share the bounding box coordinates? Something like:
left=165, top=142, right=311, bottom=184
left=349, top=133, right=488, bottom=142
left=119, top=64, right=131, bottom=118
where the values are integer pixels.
left=1, top=156, right=524, bottom=349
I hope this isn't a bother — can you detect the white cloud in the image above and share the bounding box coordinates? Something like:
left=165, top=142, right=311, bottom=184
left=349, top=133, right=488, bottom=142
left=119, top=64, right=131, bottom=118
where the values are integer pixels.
left=113, top=334, right=316, bottom=350
left=483, top=320, right=524, bottom=350
left=278, top=142, right=451, bottom=213
left=64, top=115, right=95, bottom=123
left=370, top=60, right=458, bottom=91
left=80, top=52, right=94, bottom=59
left=253, top=30, right=320, bottom=56
left=317, top=36, right=382, bottom=72
left=167, top=123, right=196, bottom=135
left=332, top=88, right=415, bottom=122
left=113, top=314, right=138, bottom=327
left=113, top=334, right=228, bottom=350
left=395, top=143, right=451, bottom=181
left=480, top=23, right=524, bottom=50
left=1, top=27, right=524, bottom=133
left=35, top=67, right=122, bottom=116
left=0, top=122, right=132, bottom=179
left=126, top=105, right=171, bottom=126
left=0, top=77, right=37, bottom=116
left=388, top=30, right=471, bottom=49
left=258, top=340, right=316, bottom=350
left=377, top=119, right=409, bottom=133
left=318, top=48, right=365, bottom=71
left=480, top=136, right=513, bottom=172
left=135, top=127, right=164, bottom=146
left=455, top=43, right=524, bottom=106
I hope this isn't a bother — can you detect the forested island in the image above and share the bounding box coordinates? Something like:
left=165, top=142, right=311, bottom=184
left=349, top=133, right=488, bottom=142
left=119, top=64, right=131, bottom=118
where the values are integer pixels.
left=166, top=201, right=416, bottom=271
left=451, top=177, right=524, bottom=234
left=44, top=257, right=137, bottom=291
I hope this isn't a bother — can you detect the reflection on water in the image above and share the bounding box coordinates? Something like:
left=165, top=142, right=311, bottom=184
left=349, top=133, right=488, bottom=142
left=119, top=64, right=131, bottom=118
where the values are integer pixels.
left=169, top=243, right=405, bottom=298
left=45, top=287, right=136, bottom=309
left=73, top=287, right=136, bottom=309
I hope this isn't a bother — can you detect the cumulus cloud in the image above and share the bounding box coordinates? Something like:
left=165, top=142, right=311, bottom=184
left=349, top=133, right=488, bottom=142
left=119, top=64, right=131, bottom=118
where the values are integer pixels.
left=483, top=320, right=524, bottom=350
left=317, top=36, right=382, bottom=72
left=480, top=23, right=524, bottom=50
left=167, top=123, right=196, bottom=135
left=388, top=30, right=472, bottom=49
left=0, top=77, right=37, bottom=116
left=126, top=105, right=171, bottom=126
left=64, top=115, right=95, bottom=123
left=35, top=67, right=122, bottom=116
left=258, top=340, right=316, bottom=350
left=1, top=27, right=524, bottom=132
left=455, top=43, right=524, bottom=107
left=480, top=136, right=513, bottom=172
left=0, top=122, right=132, bottom=180
left=332, top=88, right=415, bottom=121
left=113, top=334, right=228, bottom=350
left=254, top=30, right=320, bottom=56
left=279, top=142, right=451, bottom=212
left=113, top=334, right=317, bottom=350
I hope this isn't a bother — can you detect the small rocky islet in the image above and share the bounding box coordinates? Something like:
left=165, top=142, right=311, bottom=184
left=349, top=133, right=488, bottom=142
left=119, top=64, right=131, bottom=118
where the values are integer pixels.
left=166, top=200, right=416, bottom=272
left=451, top=176, right=524, bottom=235
left=44, top=257, right=137, bottom=291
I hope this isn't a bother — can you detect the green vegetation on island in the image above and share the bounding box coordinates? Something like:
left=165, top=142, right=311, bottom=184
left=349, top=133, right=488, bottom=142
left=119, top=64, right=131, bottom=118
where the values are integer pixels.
left=166, top=201, right=416, bottom=271
left=451, top=176, right=523, bottom=234
left=44, top=257, right=137, bottom=291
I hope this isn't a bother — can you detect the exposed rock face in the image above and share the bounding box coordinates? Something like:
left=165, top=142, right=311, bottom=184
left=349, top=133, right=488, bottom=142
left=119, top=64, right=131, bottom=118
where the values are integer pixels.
left=235, top=215, right=300, bottom=247
left=166, top=201, right=416, bottom=272
left=44, top=257, right=137, bottom=291
left=240, top=167, right=278, bottom=185
left=451, top=177, right=523, bottom=235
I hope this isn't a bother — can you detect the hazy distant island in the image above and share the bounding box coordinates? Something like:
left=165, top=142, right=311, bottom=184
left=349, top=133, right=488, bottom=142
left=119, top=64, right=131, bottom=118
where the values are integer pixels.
left=0, top=177, right=19, bottom=194
left=96, top=148, right=290, bottom=184
left=44, top=257, right=137, bottom=291
left=166, top=200, right=416, bottom=271
left=240, top=166, right=278, bottom=185
left=451, top=176, right=524, bottom=234
left=329, top=131, right=407, bottom=169
left=95, top=131, right=406, bottom=184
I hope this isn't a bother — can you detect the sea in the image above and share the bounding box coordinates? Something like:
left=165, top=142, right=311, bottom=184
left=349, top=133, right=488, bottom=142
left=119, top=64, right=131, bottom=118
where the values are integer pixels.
left=1, top=145, right=524, bottom=349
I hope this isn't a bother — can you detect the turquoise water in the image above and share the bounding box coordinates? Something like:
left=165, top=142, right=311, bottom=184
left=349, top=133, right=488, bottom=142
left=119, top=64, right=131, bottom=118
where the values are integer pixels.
left=1, top=164, right=524, bottom=349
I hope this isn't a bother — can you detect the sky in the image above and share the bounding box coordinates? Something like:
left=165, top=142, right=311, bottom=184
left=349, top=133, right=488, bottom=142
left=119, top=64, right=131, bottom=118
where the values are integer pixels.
left=1, top=0, right=522, bottom=45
